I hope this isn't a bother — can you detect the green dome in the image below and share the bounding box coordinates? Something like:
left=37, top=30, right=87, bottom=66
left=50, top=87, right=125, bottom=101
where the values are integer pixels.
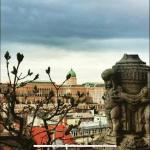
left=67, top=69, right=76, bottom=77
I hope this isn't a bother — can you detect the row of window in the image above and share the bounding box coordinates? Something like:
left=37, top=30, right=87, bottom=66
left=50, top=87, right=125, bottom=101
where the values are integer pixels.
left=71, top=128, right=106, bottom=137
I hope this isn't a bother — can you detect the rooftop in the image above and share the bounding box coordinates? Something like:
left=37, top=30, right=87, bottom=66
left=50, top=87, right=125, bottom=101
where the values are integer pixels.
left=32, top=125, right=75, bottom=145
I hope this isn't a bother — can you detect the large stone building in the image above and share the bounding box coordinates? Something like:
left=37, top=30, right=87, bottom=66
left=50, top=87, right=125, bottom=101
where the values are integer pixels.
left=1, top=69, right=105, bottom=110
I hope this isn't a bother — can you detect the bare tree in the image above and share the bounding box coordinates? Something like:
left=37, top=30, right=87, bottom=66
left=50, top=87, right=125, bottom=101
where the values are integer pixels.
left=0, top=51, right=80, bottom=150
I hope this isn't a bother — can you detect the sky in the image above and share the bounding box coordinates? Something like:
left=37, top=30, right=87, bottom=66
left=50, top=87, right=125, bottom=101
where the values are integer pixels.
left=1, top=0, right=149, bottom=84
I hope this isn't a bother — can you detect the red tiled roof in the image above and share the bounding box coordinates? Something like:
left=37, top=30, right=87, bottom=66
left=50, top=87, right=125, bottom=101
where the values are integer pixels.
left=32, top=127, right=47, bottom=144
left=32, top=125, right=75, bottom=145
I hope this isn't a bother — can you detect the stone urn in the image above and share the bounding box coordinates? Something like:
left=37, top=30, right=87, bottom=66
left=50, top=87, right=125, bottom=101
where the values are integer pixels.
left=101, top=54, right=150, bottom=150
left=112, top=54, right=149, bottom=94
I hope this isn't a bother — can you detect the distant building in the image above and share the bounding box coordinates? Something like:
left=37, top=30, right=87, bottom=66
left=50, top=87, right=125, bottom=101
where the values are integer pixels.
left=0, top=69, right=105, bottom=107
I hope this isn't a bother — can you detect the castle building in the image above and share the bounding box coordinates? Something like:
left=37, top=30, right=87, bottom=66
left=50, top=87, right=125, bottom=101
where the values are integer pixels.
left=0, top=69, right=105, bottom=110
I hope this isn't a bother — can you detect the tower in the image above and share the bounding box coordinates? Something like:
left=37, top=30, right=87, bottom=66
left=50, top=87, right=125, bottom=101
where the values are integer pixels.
left=66, top=69, right=77, bottom=85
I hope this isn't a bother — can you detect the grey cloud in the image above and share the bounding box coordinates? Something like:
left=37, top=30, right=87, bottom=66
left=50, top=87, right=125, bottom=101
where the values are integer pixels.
left=1, top=0, right=149, bottom=50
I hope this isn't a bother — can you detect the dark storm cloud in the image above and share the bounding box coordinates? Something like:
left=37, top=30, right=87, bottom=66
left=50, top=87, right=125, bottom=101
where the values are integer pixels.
left=1, top=0, right=149, bottom=50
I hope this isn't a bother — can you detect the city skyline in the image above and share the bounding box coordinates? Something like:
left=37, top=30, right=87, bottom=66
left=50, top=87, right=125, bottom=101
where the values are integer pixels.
left=1, top=0, right=149, bottom=84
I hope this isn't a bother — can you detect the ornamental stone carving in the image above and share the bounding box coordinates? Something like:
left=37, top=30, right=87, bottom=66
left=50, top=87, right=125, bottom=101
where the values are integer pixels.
left=101, top=54, right=150, bottom=150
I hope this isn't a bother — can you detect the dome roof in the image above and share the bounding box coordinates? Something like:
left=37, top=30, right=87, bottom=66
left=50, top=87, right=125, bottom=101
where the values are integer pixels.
left=67, top=69, right=76, bottom=77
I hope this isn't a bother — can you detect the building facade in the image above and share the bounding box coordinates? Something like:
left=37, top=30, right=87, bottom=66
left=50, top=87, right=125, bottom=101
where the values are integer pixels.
left=1, top=69, right=105, bottom=108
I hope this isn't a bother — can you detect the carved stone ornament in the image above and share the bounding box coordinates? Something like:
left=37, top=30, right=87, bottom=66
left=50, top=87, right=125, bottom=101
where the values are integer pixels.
left=101, top=54, right=150, bottom=150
